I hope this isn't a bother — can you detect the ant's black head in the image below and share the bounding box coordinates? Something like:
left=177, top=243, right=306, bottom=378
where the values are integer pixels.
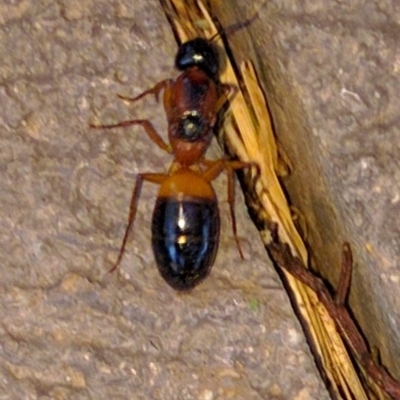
left=175, top=38, right=220, bottom=81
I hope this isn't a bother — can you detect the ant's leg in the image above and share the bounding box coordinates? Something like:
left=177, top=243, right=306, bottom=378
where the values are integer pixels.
left=109, top=172, right=167, bottom=273
left=201, top=159, right=255, bottom=259
left=213, top=84, right=237, bottom=114
left=118, top=79, right=172, bottom=103
left=225, top=162, right=246, bottom=260
left=90, top=119, right=172, bottom=154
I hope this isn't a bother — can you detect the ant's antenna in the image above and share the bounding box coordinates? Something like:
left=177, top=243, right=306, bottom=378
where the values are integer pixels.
left=209, top=2, right=266, bottom=43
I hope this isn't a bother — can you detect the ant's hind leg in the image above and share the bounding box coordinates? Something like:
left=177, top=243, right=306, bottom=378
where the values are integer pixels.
left=109, top=172, right=167, bottom=273
left=202, top=159, right=255, bottom=259
left=90, top=119, right=172, bottom=154
left=225, top=163, right=246, bottom=260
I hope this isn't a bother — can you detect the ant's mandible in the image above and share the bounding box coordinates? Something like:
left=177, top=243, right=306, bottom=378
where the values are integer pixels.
left=90, top=32, right=256, bottom=291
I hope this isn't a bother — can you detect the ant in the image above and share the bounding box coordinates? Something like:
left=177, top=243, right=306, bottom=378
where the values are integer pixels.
left=90, top=23, right=257, bottom=291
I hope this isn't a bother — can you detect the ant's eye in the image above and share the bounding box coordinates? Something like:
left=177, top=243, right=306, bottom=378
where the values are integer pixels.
left=175, top=38, right=219, bottom=80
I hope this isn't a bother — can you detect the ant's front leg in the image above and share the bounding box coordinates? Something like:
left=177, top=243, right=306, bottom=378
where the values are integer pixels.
left=213, top=84, right=238, bottom=114
left=118, top=79, right=172, bottom=103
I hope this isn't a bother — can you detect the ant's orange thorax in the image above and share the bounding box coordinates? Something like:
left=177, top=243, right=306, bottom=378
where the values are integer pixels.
left=164, top=67, right=219, bottom=166
left=167, top=67, right=218, bottom=117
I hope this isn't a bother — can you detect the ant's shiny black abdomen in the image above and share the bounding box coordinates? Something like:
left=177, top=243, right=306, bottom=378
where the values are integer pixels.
left=151, top=196, right=220, bottom=291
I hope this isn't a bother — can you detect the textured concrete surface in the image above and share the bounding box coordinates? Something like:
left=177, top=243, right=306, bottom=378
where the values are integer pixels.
left=212, top=0, right=400, bottom=382
left=0, top=1, right=329, bottom=399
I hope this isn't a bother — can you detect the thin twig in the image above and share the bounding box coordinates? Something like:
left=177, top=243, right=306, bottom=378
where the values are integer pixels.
left=265, top=226, right=400, bottom=400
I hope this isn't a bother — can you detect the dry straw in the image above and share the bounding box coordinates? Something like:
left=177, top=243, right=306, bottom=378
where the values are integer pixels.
left=159, top=0, right=393, bottom=398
